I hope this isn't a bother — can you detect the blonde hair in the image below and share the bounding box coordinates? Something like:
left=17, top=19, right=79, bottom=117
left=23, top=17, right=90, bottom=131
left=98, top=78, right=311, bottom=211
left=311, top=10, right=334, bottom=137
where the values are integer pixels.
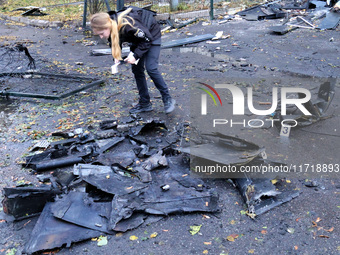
left=90, top=8, right=134, bottom=60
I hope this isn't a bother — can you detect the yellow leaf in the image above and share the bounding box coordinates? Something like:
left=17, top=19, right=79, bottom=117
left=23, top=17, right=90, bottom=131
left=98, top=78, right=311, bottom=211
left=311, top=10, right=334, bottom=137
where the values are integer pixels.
left=271, top=179, right=278, bottom=185
left=116, top=233, right=123, bottom=237
left=129, top=235, right=138, bottom=241
left=286, top=179, right=291, bottom=183
left=203, top=250, right=208, bottom=254
left=150, top=232, right=158, bottom=238
left=230, top=220, right=236, bottom=225
left=226, top=234, right=238, bottom=242
left=248, top=249, right=255, bottom=254
left=204, top=242, right=211, bottom=245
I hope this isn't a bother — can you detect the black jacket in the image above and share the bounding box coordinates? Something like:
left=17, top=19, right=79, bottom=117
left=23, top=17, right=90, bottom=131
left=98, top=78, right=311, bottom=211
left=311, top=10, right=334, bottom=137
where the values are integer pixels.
left=108, top=7, right=161, bottom=60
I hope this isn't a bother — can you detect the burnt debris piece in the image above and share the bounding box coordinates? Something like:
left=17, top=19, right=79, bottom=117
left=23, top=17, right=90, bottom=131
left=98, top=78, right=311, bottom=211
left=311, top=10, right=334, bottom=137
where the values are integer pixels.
left=268, top=0, right=340, bottom=33
left=186, top=132, right=300, bottom=216
left=274, top=78, right=336, bottom=128
left=2, top=186, right=61, bottom=220
left=23, top=203, right=103, bottom=255
left=187, top=132, right=266, bottom=177
left=237, top=3, right=286, bottom=21
left=2, top=116, right=303, bottom=253
left=233, top=177, right=301, bottom=217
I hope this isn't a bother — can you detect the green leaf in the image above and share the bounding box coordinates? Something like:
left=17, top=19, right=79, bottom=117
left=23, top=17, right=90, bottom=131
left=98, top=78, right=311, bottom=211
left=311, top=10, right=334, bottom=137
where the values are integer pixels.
left=6, top=248, right=17, bottom=255
left=189, top=225, right=202, bottom=235
left=240, top=210, right=247, bottom=215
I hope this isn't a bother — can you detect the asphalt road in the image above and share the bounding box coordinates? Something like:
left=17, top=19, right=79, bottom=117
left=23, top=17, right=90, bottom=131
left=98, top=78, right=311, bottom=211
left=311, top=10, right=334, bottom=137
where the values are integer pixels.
left=0, top=11, right=339, bottom=255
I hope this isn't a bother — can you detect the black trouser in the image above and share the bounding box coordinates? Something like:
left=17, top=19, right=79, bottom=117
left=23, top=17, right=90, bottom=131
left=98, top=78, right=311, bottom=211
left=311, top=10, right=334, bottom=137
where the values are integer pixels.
left=131, top=44, right=171, bottom=106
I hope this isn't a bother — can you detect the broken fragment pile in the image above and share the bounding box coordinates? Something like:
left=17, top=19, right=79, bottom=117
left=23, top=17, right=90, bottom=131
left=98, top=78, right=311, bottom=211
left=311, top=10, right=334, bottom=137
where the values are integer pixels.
left=2, top=117, right=300, bottom=254
left=2, top=118, right=219, bottom=254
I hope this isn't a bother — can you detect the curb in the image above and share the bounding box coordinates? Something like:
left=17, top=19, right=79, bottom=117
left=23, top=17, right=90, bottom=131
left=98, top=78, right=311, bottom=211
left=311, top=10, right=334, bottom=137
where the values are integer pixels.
left=0, top=13, right=63, bottom=28
left=156, top=9, right=210, bottom=21
left=0, top=8, right=225, bottom=28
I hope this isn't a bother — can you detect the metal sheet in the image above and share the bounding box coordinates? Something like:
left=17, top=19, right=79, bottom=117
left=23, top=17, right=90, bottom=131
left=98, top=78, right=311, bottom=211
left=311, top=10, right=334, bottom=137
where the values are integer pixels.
left=23, top=203, right=102, bottom=254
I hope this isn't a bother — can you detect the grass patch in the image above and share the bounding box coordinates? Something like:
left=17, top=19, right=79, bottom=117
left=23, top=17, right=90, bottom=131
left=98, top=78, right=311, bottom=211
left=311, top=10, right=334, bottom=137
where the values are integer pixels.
left=1, top=0, right=84, bottom=22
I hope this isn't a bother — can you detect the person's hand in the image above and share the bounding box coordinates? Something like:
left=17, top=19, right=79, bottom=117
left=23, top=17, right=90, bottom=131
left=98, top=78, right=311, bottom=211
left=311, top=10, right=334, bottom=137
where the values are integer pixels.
left=124, top=54, right=137, bottom=64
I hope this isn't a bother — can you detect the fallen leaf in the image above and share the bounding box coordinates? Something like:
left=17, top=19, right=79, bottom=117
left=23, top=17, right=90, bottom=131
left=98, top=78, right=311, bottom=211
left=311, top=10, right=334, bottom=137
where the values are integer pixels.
left=286, top=179, right=291, bottom=183
left=271, top=179, right=278, bottom=185
left=261, top=230, right=267, bottom=235
left=287, top=228, right=295, bottom=234
left=129, top=235, right=138, bottom=241
left=189, top=225, right=202, bottom=235
left=294, top=246, right=298, bottom=250
left=226, top=234, right=239, bottom=242
left=116, top=233, right=123, bottom=237
left=240, top=210, right=247, bottom=215
left=97, top=236, right=108, bottom=246
left=319, top=235, right=330, bottom=238
left=202, top=215, right=211, bottom=219
left=230, top=220, right=236, bottom=225
left=203, top=250, right=209, bottom=254
left=248, top=249, right=255, bottom=254
left=316, top=217, right=322, bottom=223
left=150, top=232, right=158, bottom=238
left=204, top=242, right=212, bottom=245
left=325, top=227, right=334, bottom=232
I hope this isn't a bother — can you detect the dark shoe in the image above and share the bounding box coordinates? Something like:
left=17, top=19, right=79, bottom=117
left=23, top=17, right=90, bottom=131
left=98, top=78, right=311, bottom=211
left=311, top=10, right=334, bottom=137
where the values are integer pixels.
left=164, top=98, right=176, bottom=114
left=129, top=103, right=153, bottom=114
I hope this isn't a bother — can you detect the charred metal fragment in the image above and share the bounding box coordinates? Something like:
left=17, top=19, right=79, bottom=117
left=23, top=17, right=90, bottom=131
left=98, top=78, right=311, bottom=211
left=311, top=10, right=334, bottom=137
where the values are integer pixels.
left=51, top=192, right=113, bottom=234
left=0, top=71, right=104, bottom=100
left=142, top=150, right=168, bottom=171
left=188, top=133, right=265, bottom=178
left=97, top=136, right=125, bottom=154
left=233, top=177, right=300, bottom=216
left=237, top=3, right=286, bottom=21
left=30, top=155, right=84, bottom=172
left=22, top=8, right=48, bottom=16
left=113, top=213, right=147, bottom=232
left=2, top=186, right=61, bottom=220
left=97, top=149, right=136, bottom=168
left=23, top=203, right=103, bottom=255
left=109, top=169, right=219, bottom=229
left=317, top=10, right=340, bottom=29
left=99, top=119, right=118, bottom=130
left=74, top=164, right=148, bottom=195
left=130, top=119, right=167, bottom=136
left=274, top=78, right=336, bottom=127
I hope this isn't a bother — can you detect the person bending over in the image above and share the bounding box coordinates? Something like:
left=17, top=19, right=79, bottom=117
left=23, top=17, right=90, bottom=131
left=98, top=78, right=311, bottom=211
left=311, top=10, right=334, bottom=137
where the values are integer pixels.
left=90, top=7, right=176, bottom=114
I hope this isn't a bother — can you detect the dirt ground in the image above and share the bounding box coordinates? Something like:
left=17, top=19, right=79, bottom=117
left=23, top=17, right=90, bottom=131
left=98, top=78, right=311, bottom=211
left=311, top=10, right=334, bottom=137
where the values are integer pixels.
left=0, top=11, right=340, bottom=255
